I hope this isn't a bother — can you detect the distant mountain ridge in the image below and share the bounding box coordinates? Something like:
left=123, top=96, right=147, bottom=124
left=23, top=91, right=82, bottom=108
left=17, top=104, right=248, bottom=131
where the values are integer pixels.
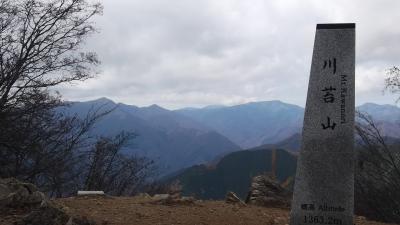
left=176, top=101, right=400, bottom=148
left=357, top=103, right=400, bottom=123
left=176, top=101, right=304, bottom=148
left=61, top=98, right=400, bottom=174
left=60, top=98, right=241, bottom=174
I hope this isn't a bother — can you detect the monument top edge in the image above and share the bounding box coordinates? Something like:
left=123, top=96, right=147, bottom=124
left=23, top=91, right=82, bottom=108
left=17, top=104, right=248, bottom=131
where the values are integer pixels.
left=317, top=23, right=355, bottom=30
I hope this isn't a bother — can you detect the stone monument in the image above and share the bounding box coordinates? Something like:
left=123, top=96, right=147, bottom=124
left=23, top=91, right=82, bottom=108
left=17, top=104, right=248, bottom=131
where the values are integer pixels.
left=289, top=23, right=355, bottom=225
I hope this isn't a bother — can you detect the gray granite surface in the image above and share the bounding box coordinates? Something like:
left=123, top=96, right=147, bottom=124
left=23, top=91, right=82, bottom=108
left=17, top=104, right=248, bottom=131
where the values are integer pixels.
left=289, top=23, right=355, bottom=225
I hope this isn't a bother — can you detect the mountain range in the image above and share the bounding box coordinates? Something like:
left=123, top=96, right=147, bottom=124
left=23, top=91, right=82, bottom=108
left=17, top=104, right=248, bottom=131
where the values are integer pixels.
left=176, top=101, right=304, bottom=148
left=61, top=98, right=240, bottom=174
left=60, top=98, right=400, bottom=174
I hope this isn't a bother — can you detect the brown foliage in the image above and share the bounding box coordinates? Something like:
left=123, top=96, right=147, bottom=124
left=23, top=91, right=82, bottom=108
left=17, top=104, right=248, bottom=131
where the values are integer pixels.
left=355, top=111, right=400, bottom=222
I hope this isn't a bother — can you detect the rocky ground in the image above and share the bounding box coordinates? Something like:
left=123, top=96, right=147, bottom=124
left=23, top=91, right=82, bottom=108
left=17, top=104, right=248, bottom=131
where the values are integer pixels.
left=0, top=178, right=396, bottom=225
left=55, top=196, right=392, bottom=225
left=1, top=195, right=396, bottom=225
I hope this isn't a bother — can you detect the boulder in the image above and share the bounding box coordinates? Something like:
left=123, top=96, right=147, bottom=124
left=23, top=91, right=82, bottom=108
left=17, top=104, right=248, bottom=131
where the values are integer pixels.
left=152, top=193, right=170, bottom=201
left=0, top=178, right=96, bottom=225
left=245, top=174, right=291, bottom=208
left=136, top=193, right=151, bottom=199
left=0, top=178, right=47, bottom=208
left=225, top=191, right=245, bottom=205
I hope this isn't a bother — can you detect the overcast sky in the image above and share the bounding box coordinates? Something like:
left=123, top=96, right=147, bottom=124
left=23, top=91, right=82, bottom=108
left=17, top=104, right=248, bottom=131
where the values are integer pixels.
left=57, top=0, right=400, bottom=109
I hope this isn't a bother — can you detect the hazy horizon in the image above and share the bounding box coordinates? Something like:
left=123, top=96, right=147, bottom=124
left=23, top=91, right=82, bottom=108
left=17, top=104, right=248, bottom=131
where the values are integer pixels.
left=72, top=96, right=399, bottom=111
left=56, top=0, right=400, bottom=109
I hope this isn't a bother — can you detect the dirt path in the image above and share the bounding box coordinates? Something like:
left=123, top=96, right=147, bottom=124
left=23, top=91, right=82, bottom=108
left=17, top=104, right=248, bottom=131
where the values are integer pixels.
left=57, top=196, right=393, bottom=225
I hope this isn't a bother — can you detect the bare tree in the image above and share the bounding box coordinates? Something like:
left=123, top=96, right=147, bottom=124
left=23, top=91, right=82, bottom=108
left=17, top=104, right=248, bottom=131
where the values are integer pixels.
left=355, top=65, right=400, bottom=222
left=0, top=96, right=115, bottom=196
left=0, top=0, right=104, bottom=196
left=83, top=132, right=155, bottom=196
left=385, top=66, right=400, bottom=102
left=0, top=0, right=156, bottom=198
left=0, top=0, right=102, bottom=165
left=0, top=0, right=102, bottom=112
left=355, top=111, right=400, bottom=222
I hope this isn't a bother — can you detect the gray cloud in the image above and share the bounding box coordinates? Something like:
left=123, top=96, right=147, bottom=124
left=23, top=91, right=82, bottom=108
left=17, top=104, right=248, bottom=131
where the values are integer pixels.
left=57, top=0, right=400, bottom=109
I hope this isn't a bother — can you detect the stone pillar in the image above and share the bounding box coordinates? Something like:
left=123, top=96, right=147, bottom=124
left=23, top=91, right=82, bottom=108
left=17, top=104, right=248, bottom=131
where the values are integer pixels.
left=289, top=23, right=355, bottom=225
